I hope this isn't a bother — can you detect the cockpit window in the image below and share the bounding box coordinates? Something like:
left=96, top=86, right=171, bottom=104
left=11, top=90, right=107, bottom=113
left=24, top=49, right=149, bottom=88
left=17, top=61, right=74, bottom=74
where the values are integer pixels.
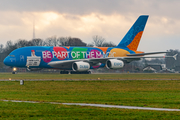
left=8, top=55, right=15, bottom=57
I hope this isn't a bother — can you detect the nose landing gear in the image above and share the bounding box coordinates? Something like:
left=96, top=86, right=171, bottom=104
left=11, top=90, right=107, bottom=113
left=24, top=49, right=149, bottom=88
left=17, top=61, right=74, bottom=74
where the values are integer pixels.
left=12, top=67, right=17, bottom=74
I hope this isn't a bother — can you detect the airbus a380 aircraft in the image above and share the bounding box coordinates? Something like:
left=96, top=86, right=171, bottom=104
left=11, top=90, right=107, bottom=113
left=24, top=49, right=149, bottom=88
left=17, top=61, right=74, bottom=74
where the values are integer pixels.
left=3, top=15, right=174, bottom=74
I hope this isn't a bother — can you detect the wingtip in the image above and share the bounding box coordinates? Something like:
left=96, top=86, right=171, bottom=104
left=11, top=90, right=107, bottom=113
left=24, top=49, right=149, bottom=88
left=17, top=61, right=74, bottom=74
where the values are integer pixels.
left=173, top=54, right=178, bottom=60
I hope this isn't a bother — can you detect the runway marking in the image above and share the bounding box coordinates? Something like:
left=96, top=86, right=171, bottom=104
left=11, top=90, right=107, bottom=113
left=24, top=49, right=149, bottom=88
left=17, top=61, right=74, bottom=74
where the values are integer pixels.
left=1, top=100, right=180, bottom=111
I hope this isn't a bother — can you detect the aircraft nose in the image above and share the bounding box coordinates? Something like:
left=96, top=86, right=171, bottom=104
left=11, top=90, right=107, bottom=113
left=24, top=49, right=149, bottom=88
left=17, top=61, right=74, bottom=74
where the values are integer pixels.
left=3, top=56, right=11, bottom=66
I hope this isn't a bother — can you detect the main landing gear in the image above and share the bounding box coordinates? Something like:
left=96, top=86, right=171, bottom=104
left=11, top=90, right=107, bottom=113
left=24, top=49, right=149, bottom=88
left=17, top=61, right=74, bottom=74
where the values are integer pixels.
left=60, top=71, right=91, bottom=74
left=70, top=71, right=91, bottom=74
left=60, top=71, right=69, bottom=74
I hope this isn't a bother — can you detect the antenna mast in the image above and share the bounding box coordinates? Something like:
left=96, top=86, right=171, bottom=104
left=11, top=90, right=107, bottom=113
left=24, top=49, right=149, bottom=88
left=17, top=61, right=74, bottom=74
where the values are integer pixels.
left=33, top=19, right=35, bottom=39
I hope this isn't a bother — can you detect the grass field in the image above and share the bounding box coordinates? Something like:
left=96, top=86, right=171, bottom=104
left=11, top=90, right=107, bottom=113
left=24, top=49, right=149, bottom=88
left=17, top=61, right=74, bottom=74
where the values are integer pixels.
left=1, top=102, right=180, bottom=120
left=1, top=73, right=180, bottom=119
left=1, top=72, right=180, bottom=80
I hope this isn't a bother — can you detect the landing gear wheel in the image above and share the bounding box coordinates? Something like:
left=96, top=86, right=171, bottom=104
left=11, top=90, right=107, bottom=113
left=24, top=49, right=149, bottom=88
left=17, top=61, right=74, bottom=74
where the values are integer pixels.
left=60, top=71, right=69, bottom=74
left=70, top=71, right=91, bottom=74
left=12, top=71, right=16, bottom=74
left=88, top=71, right=91, bottom=74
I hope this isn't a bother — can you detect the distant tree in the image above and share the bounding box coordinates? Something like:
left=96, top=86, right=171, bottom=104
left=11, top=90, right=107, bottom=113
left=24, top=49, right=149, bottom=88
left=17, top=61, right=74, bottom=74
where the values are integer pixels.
left=15, top=39, right=33, bottom=48
left=0, top=44, right=4, bottom=62
left=92, top=35, right=105, bottom=47
left=4, top=40, right=17, bottom=57
left=44, top=37, right=55, bottom=46
left=146, top=58, right=165, bottom=64
left=165, top=49, right=180, bottom=69
left=50, top=36, right=61, bottom=46
left=87, top=43, right=94, bottom=47
left=58, top=37, right=69, bottom=46
left=44, top=36, right=65, bottom=46
left=31, top=39, right=44, bottom=46
left=6, top=40, right=13, bottom=50
left=101, top=42, right=116, bottom=47
left=0, top=44, right=3, bottom=53
left=67, top=37, right=87, bottom=46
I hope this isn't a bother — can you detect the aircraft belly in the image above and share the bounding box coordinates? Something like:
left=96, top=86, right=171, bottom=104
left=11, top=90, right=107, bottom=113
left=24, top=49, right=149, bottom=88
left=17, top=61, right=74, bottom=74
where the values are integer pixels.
left=49, top=62, right=72, bottom=69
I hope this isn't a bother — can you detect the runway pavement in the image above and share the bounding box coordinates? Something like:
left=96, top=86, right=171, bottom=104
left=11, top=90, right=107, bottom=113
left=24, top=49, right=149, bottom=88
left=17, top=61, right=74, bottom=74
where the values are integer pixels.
left=1, top=100, right=180, bottom=111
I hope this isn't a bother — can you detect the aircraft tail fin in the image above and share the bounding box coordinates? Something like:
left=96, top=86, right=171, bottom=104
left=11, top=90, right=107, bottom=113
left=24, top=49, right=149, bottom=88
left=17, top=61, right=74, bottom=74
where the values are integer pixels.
left=116, top=15, right=149, bottom=51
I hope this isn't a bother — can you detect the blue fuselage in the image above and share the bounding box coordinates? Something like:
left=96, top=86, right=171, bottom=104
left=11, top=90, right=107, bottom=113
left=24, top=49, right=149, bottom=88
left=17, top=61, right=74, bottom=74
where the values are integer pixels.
left=3, top=46, right=135, bottom=70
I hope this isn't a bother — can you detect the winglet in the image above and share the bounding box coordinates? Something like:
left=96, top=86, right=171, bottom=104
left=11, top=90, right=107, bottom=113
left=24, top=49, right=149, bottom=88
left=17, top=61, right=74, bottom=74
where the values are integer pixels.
left=173, top=54, right=178, bottom=60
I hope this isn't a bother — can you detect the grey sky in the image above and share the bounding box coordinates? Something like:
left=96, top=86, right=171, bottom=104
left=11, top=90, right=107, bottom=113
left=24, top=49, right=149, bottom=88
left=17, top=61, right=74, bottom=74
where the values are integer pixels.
left=0, top=0, right=179, bottom=52
left=0, top=0, right=179, bottom=17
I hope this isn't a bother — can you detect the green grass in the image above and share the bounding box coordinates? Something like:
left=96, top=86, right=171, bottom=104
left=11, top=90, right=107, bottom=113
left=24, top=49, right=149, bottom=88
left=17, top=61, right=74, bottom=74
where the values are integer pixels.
left=0, top=73, right=180, bottom=80
left=1, top=101, right=180, bottom=120
left=1, top=73, right=180, bottom=119
left=1, top=80, right=180, bottom=109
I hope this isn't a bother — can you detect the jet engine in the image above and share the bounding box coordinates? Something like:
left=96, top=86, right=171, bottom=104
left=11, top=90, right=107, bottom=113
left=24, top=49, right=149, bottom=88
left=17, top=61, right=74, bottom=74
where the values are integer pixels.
left=72, top=62, right=90, bottom=71
left=106, top=59, right=124, bottom=69
left=27, top=68, right=42, bottom=71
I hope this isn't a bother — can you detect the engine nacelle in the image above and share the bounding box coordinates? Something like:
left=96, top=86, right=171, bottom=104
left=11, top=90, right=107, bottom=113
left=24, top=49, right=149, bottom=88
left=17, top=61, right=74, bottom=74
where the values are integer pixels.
left=106, top=59, right=124, bottom=69
left=72, top=62, right=90, bottom=72
left=27, top=68, right=42, bottom=71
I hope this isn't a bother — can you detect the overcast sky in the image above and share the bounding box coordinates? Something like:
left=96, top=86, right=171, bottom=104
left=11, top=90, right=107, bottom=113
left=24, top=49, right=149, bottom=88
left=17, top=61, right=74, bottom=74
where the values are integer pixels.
left=0, top=0, right=180, bottom=52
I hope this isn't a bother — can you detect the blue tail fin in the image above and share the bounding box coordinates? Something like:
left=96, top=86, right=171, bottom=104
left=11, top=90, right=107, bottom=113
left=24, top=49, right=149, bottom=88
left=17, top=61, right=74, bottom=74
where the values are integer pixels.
left=116, top=15, right=149, bottom=51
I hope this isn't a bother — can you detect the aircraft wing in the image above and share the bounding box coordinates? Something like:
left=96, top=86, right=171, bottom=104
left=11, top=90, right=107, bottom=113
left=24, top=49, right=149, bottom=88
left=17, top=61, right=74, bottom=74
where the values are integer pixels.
left=48, top=55, right=175, bottom=68
left=48, top=58, right=109, bottom=68
left=126, top=51, right=168, bottom=56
